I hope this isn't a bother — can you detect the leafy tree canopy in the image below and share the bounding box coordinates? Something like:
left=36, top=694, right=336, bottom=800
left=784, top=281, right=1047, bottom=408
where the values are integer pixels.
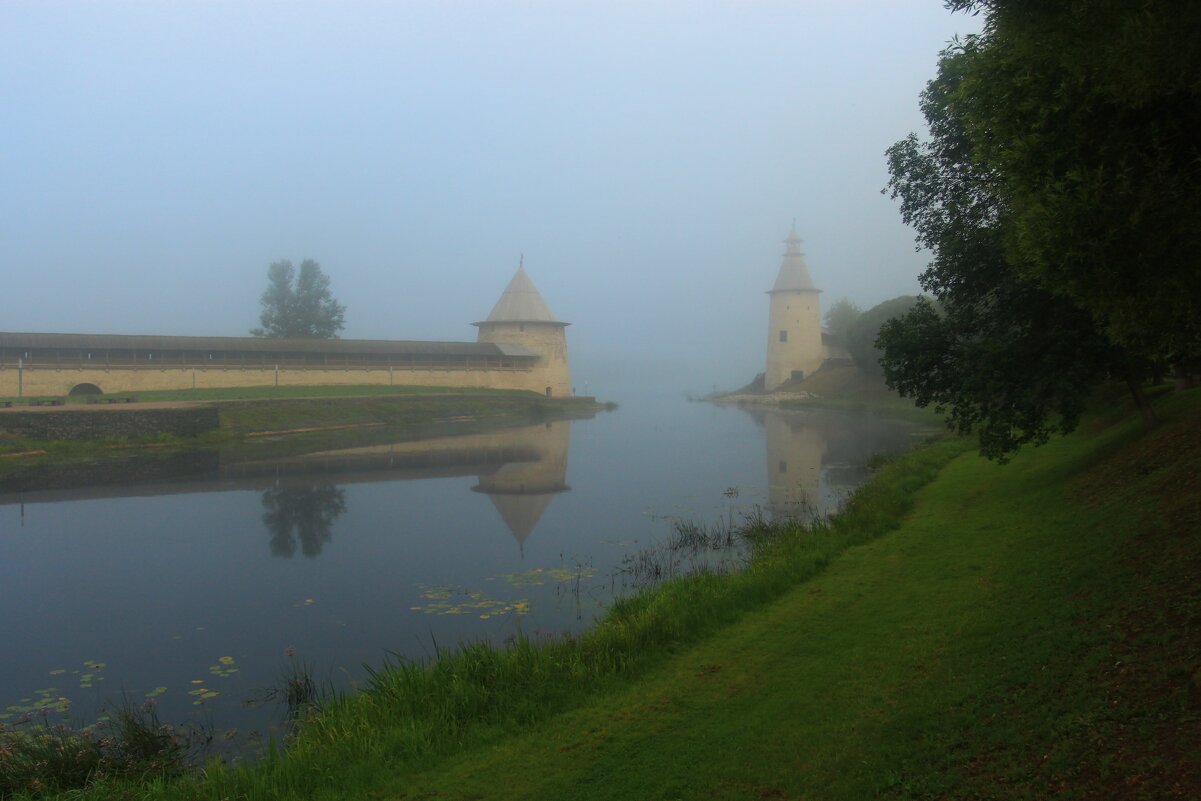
left=823, top=298, right=862, bottom=346
left=882, top=41, right=1150, bottom=461
left=252, top=259, right=346, bottom=339
left=947, top=0, right=1201, bottom=369
left=846, top=295, right=920, bottom=377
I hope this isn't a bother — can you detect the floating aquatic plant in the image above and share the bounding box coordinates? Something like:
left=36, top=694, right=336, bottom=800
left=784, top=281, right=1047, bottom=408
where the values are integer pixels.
left=208, top=656, right=239, bottom=678
left=490, top=565, right=595, bottom=588
left=409, top=584, right=530, bottom=618
left=187, top=686, right=219, bottom=705
left=1, top=687, right=70, bottom=720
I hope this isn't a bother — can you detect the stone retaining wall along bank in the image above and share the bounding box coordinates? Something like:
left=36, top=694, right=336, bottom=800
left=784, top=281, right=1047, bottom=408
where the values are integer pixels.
left=0, top=406, right=220, bottom=441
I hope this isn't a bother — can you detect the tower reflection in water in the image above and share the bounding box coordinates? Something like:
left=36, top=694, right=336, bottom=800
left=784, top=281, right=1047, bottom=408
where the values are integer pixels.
left=740, top=405, right=925, bottom=522
left=471, top=421, right=570, bottom=553
left=761, top=411, right=825, bottom=521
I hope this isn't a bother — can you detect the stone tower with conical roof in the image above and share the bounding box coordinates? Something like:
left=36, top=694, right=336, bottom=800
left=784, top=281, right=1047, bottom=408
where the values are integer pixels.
left=765, top=226, right=824, bottom=390
left=474, top=260, right=571, bottom=397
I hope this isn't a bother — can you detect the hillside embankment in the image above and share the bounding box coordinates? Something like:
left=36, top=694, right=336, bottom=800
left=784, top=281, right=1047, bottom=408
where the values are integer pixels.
left=7, top=386, right=1199, bottom=800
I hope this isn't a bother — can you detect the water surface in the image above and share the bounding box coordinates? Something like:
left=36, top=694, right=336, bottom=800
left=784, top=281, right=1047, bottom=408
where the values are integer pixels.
left=0, top=392, right=932, bottom=745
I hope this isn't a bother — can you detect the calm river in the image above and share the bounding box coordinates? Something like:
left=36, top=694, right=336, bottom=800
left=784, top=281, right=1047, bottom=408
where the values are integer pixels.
left=0, top=390, right=933, bottom=749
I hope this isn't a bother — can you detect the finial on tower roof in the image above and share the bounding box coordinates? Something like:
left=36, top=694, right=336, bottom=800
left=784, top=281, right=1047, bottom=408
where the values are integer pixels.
left=784, top=223, right=803, bottom=253
left=771, top=225, right=819, bottom=293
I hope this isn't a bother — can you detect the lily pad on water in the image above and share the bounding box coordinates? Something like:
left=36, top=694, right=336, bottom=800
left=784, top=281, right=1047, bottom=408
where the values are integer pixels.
left=4, top=687, right=71, bottom=717
left=410, top=584, right=530, bottom=617
left=187, top=686, right=219, bottom=704
left=208, top=656, right=239, bottom=678
left=491, top=565, right=595, bottom=587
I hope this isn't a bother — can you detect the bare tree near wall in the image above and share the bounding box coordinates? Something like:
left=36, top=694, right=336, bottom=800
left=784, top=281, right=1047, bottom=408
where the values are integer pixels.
left=251, top=259, right=346, bottom=339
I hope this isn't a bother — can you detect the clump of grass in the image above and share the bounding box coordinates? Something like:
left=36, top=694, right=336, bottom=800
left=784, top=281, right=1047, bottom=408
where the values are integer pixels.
left=669, top=519, right=736, bottom=551
left=0, top=697, right=204, bottom=798
left=623, top=499, right=818, bottom=588
left=246, top=650, right=332, bottom=737
left=617, top=544, right=679, bottom=585
left=273, top=656, right=328, bottom=725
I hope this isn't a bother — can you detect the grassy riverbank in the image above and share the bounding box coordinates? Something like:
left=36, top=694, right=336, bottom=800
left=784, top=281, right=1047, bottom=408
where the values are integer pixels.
left=7, top=388, right=1199, bottom=799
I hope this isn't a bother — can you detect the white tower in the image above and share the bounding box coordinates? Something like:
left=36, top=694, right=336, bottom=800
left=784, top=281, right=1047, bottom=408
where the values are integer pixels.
left=765, top=227, right=823, bottom=390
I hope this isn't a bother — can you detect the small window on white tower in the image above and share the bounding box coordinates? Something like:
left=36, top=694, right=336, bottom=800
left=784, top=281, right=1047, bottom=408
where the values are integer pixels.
left=779, top=330, right=788, bottom=342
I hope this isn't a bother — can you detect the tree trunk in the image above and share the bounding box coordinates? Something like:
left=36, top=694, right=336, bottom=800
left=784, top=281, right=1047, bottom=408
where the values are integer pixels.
left=1126, top=377, right=1157, bottom=426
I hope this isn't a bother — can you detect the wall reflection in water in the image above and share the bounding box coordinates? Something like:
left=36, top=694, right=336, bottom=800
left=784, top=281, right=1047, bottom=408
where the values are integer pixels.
left=0, top=420, right=574, bottom=558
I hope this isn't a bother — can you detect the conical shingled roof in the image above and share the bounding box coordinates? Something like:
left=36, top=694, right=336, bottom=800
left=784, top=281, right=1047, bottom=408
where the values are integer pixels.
left=479, top=262, right=565, bottom=324
left=769, top=227, right=820, bottom=293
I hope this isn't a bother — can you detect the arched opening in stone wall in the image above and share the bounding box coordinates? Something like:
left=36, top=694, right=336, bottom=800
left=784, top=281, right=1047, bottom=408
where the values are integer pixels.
left=545, top=387, right=552, bottom=397
left=68, top=383, right=103, bottom=396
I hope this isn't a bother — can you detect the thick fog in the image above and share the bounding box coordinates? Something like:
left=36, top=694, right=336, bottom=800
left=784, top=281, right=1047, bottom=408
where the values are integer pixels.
left=1, top=1, right=976, bottom=394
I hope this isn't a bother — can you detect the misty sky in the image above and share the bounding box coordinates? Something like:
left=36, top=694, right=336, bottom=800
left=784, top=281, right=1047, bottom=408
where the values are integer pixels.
left=1, top=1, right=977, bottom=392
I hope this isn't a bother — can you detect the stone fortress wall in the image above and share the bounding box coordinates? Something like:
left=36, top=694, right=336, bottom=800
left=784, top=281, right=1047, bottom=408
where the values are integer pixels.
left=0, top=264, right=571, bottom=400
left=0, top=363, right=556, bottom=399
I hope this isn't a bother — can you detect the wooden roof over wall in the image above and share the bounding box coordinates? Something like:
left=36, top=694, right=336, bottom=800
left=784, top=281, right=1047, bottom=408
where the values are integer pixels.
left=0, top=332, right=539, bottom=359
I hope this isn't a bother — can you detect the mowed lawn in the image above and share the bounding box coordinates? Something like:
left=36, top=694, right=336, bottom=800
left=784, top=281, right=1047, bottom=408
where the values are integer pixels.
left=378, top=390, right=1201, bottom=800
